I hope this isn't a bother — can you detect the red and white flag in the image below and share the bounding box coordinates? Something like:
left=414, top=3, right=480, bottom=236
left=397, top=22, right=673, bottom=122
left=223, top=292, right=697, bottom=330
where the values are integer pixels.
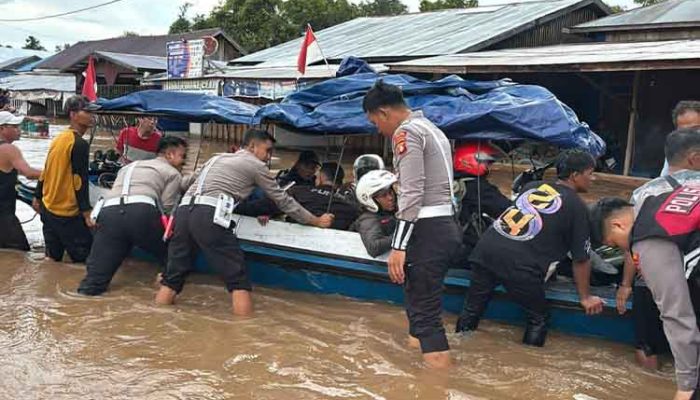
left=297, top=24, right=325, bottom=76
left=81, top=55, right=97, bottom=101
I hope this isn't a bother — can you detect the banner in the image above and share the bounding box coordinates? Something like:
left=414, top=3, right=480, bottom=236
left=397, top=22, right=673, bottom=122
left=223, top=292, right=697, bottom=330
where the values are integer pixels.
left=166, top=40, right=205, bottom=79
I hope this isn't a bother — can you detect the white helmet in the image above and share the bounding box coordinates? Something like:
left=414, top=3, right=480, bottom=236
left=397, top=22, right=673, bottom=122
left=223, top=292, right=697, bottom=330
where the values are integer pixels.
left=356, top=169, right=397, bottom=213
left=353, top=154, right=385, bottom=182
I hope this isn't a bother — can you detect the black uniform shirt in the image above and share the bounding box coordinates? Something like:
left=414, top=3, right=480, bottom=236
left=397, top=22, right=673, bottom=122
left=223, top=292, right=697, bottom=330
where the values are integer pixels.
left=471, top=181, right=591, bottom=273
left=288, top=185, right=359, bottom=230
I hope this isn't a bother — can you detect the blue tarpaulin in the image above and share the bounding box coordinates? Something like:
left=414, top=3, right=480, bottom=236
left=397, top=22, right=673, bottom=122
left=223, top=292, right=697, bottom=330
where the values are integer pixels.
left=96, top=90, right=259, bottom=125
left=255, top=57, right=605, bottom=156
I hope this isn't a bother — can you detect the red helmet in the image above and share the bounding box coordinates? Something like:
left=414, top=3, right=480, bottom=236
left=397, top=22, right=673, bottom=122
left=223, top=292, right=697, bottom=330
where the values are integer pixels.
left=454, top=142, right=499, bottom=176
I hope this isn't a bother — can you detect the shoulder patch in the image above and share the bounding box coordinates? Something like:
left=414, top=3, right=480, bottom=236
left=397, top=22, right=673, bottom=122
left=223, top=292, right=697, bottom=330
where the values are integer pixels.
left=393, top=131, right=408, bottom=156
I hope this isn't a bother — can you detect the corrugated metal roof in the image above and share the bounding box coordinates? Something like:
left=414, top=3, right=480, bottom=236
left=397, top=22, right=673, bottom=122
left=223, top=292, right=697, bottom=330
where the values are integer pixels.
left=570, top=0, right=700, bottom=32
left=388, top=39, right=700, bottom=72
left=145, top=63, right=389, bottom=81
left=0, top=73, right=75, bottom=92
left=0, top=56, right=41, bottom=71
left=233, top=0, right=608, bottom=67
left=95, top=51, right=166, bottom=71
left=0, top=48, right=52, bottom=64
left=35, top=28, right=245, bottom=71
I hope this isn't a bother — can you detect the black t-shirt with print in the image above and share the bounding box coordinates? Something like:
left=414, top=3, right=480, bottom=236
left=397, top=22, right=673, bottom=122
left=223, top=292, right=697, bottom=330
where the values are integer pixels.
left=470, top=181, right=591, bottom=273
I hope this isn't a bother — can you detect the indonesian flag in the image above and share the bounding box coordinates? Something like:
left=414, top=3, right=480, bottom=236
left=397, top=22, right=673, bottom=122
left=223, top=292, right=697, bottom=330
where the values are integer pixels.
left=297, top=24, right=323, bottom=76
left=81, top=55, right=97, bottom=101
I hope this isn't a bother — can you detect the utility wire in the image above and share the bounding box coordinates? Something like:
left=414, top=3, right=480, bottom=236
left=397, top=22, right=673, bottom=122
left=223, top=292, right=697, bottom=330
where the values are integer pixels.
left=0, top=0, right=127, bottom=22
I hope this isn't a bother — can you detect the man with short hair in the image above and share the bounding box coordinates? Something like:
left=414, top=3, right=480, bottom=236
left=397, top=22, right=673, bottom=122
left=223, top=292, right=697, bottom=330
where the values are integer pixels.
left=277, top=150, right=320, bottom=188
left=590, top=128, right=700, bottom=400
left=363, top=81, right=462, bottom=369
left=36, top=95, right=96, bottom=262
left=456, top=149, right=604, bottom=347
left=116, top=117, right=162, bottom=164
left=660, top=101, right=700, bottom=176
left=77, top=136, right=189, bottom=296
left=155, top=129, right=334, bottom=315
left=0, top=111, right=42, bottom=250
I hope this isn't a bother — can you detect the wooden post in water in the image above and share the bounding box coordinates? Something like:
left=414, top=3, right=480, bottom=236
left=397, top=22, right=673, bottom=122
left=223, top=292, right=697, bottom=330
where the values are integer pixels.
left=623, top=71, right=641, bottom=176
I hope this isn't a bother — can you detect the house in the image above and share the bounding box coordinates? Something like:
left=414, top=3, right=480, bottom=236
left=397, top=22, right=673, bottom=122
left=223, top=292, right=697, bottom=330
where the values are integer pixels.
left=389, top=1, right=700, bottom=177
left=34, top=28, right=246, bottom=98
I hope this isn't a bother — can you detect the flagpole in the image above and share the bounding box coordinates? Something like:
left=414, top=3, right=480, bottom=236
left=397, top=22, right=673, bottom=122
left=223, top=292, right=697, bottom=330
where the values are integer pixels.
left=308, top=24, right=332, bottom=74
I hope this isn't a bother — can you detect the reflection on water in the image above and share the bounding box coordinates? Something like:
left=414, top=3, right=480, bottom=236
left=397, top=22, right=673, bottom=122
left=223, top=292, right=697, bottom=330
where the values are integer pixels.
left=1, top=138, right=677, bottom=399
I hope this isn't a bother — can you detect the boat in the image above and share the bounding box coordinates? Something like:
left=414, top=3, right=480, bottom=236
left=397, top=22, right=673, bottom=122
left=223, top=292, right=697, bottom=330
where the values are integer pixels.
left=15, top=59, right=633, bottom=344
left=180, top=215, right=633, bottom=344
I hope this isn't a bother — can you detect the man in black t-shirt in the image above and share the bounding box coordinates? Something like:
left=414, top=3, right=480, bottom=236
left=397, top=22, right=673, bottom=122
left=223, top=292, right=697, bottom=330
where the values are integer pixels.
left=456, top=150, right=605, bottom=346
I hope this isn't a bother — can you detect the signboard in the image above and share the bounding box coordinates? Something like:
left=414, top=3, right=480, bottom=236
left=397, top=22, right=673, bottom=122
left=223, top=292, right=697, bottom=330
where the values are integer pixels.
left=162, top=78, right=221, bottom=95
left=166, top=39, right=205, bottom=79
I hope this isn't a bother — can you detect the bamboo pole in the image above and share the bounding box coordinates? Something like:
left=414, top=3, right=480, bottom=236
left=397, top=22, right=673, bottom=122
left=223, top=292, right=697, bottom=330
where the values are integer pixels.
left=623, top=71, right=641, bottom=176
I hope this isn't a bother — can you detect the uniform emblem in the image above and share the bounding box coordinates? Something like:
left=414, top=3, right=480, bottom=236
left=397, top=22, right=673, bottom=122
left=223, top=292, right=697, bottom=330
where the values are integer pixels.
left=393, top=131, right=408, bottom=156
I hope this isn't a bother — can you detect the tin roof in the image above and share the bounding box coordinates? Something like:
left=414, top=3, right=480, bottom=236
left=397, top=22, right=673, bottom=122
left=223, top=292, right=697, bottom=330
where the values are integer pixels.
left=388, top=39, right=700, bottom=73
left=233, top=0, right=609, bottom=67
left=0, top=73, right=75, bottom=92
left=35, top=28, right=245, bottom=72
left=569, top=0, right=700, bottom=33
left=95, top=51, right=166, bottom=71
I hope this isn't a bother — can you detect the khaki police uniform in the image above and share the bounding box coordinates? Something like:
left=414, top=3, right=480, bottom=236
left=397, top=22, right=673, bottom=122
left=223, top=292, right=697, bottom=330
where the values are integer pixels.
left=391, top=110, right=461, bottom=354
left=77, top=157, right=185, bottom=295
left=160, top=150, right=316, bottom=294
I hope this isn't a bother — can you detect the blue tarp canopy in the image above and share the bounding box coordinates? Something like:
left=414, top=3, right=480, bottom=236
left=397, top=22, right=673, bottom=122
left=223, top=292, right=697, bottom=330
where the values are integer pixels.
left=96, top=90, right=259, bottom=125
left=255, top=57, right=605, bottom=156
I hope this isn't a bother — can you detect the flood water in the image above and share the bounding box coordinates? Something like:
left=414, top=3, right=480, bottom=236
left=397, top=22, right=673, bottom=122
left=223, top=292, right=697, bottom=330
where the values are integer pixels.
left=1, top=137, right=677, bottom=399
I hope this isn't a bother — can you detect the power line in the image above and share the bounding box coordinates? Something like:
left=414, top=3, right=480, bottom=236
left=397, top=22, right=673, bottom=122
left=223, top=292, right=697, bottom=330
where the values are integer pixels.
left=0, top=0, right=128, bottom=22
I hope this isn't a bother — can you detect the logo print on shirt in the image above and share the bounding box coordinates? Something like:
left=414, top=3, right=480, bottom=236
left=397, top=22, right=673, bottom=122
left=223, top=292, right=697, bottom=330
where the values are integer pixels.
left=661, top=186, right=700, bottom=215
left=494, top=184, right=562, bottom=241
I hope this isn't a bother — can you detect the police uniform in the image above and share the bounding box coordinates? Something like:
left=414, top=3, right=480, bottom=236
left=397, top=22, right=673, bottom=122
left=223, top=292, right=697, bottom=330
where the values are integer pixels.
left=629, top=170, right=700, bottom=393
left=77, top=157, right=185, bottom=295
left=391, top=110, right=461, bottom=354
left=160, top=150, right=316, bottom=294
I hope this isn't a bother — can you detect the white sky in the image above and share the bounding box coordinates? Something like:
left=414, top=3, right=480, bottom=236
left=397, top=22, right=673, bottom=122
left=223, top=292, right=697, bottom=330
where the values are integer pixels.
left=0, top=0, right=639, bottom=51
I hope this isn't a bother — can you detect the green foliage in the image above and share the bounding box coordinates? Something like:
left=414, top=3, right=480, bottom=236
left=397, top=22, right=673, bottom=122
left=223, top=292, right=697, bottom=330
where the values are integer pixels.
left=633, top=0, right=664, bottom=5
left=22, top=36, right=46, bottom=51
left=419, top=0, right=478, bottom=12
left=168, top=0, right=410, bottom=53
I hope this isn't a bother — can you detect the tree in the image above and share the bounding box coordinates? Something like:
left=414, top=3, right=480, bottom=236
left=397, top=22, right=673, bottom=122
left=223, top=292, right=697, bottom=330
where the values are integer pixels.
left=633, top=0, right=663, bottom=5
left=608, top=4, right=625, bottom=13
left=23, top=36, right=46, bottom=51
left=281, top=0, right=358, bottom=36
left=420, top=0, right=477, bottom=12
left=122, top=31, right=139, bottom=37
left=54, top=43, right=71, bottom=52
left=358, top=0, right=408, bottom=16
left=169, top=2, right=192, bottom=34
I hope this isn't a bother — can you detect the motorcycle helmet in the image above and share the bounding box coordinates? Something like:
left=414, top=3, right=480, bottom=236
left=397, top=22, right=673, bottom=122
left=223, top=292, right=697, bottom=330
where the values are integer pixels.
left=355, top=170, right=397, bottom=213
left=353, top=154, right=385, bottom=182
left=454, top=142, right=499, bottom=177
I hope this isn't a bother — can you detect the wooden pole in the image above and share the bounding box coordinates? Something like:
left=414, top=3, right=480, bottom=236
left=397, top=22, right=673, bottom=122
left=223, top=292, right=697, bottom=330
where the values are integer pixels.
left=623, top=71, right=641, bottom=176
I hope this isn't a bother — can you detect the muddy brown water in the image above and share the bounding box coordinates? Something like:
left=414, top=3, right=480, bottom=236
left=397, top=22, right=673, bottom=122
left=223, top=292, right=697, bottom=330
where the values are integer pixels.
left=1, top=137, right=676, bottom=399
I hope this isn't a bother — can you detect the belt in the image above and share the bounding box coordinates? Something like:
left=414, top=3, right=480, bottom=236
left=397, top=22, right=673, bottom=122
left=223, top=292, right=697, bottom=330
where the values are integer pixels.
left=103, top=195, right=156, bottom=208
left=180, top=195, right=219, bottom=208
left=417, top=204, right=453, bottom=219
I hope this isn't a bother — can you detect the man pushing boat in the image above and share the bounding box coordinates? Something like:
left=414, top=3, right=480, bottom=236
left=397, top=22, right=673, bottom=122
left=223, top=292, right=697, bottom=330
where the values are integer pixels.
left=155, top=129, right=334, bottom=316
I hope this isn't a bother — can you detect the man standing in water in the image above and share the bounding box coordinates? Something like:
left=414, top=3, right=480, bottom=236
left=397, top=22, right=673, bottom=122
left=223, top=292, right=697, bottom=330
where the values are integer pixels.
left=116, top=117, right=162, bottom=164
left=591, top=129, right=700, bottom=400
left=363, top=81, right=461, bottom=369
left=36, top=95, right=96, bottom=262
left=155, top=129, right=334, bottom=316
left=456, top=150, right=605, bottom=347
left=0, top=112, right=42, bottom=250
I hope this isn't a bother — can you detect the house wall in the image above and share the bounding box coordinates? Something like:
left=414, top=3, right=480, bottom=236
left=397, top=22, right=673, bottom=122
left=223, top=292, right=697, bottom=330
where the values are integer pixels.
left=603, top=28, right=700, bottom=42
left=484, top=6, right=603, bottom=51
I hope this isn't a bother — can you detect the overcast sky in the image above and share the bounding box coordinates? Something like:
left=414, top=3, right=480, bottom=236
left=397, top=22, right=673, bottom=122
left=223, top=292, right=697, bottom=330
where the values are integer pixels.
left=0, top=0, right=639, bottom=51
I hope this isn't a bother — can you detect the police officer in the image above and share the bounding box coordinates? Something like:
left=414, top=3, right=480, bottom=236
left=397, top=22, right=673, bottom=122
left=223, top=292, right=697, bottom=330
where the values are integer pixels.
left=363, top=81, right=461, bottom=369
left=591, top=128, right=700, bottom=400
left=77, top=136, right=189, bottom=296
left=155, top=129, right=334, bottom=316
